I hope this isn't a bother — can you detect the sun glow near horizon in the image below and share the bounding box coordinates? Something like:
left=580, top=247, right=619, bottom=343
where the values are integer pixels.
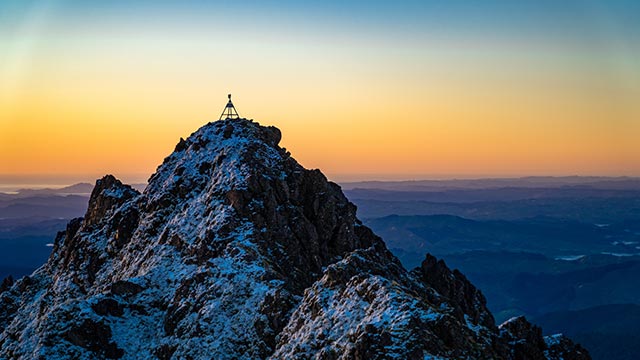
left=1, top=1, right=639, bottom=184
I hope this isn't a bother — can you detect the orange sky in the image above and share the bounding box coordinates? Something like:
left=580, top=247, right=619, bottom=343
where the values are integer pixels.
left=1, top=1, right=639, bottom=184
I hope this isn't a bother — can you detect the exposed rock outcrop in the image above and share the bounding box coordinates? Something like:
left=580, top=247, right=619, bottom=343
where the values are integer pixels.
left=499, top=316, right=590, bottom=360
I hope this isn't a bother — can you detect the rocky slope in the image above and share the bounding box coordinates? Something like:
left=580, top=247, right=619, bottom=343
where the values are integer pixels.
left=0, top=119, right=589, bottom=359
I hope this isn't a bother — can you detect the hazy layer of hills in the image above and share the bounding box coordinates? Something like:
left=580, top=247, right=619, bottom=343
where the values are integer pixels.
left=342, top=177, right=640, bottom=191
left=0, top=182, right=146, bottom=197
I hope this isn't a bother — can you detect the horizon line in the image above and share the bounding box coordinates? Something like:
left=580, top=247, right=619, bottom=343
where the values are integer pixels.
left=1, top=173, right=639, bottom=191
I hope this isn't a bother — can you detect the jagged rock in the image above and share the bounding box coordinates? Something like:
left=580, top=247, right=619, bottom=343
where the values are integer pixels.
left=84, top=175, right=139, bottom=227
left=499, top=316, right=590, bottom=360
left=272, top=246, right=488, bottom=359
left=0, top=275, right=13, bottom=293
left=412, top=253, right=495, bottom=329
left=174, top=137, right=188, bottom=152
left=544, top=334, right=591, bottom=360
left=0, top=119, right=589, bottom=359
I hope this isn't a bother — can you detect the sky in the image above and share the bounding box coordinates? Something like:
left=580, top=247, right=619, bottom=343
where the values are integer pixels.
left=1, top=0, right=639, bottom=185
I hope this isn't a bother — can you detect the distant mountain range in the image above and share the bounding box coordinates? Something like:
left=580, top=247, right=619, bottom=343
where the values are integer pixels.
left=2, top=182, right=147, bottom=197
left=341, top=176, right=640, bottom=191
left=5, top=175, right=640, bottom=196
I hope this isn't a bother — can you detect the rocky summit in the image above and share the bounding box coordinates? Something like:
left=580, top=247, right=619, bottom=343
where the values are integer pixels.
left=0, top=119, right=590, bottom=359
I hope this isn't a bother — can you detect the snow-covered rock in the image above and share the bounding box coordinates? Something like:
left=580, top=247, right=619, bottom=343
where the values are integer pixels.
left=0, top=119, right=590, bottom=359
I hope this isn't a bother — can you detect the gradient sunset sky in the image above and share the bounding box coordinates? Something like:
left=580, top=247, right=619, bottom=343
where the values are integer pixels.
left=1, top=0, right=639, bottom=185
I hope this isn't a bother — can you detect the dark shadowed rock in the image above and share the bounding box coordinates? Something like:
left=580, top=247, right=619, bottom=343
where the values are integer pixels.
left=174, top=137, right=188, bottom=152
left=91, top=298, right=124, bottom=317
left=110, top=280, right=144, bottom=297
left=0, top=276, right=13, bottom=293
left=544, top=334, right=591, bottom=360
left=412, top=253, right=495, bottom=329
left=64, top=319, right=123, bottom=359
left=499, top=316, right=590, bottom=360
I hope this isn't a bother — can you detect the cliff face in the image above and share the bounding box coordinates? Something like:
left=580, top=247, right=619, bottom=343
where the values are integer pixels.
left=0, top=119, right=589, bottom=360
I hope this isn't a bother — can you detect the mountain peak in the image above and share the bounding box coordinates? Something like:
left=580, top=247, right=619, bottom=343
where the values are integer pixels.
left=0, top=119, right=589, bottom=359
left=145, top=119, right=285, bottom=211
